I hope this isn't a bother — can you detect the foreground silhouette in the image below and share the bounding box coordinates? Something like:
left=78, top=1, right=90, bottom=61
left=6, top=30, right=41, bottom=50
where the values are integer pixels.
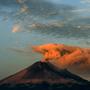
left=0, top=62, right=90, bottom=90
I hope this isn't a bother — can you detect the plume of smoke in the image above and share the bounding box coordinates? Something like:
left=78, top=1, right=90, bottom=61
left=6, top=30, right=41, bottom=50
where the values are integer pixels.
left=32, top=43, right=90, bottom=69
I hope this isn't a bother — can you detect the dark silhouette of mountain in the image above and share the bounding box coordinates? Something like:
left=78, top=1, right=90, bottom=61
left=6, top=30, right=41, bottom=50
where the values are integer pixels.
left=0, top=61, right=90, bottom=90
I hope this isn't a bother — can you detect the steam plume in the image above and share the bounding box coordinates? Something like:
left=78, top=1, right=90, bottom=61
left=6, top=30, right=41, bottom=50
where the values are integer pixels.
left=32, top=43, right=90, bottom=69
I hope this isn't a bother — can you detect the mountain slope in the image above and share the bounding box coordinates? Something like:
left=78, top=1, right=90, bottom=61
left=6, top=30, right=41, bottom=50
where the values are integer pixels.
left=0, top=61, right=90, bottom=90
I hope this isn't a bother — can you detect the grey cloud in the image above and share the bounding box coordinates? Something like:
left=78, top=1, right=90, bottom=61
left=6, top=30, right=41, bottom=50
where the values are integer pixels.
left=1, top=0, right=90, bottom=39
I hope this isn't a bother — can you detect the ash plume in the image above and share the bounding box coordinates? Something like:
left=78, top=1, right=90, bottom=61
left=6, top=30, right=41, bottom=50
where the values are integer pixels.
left=32, top=43, right=90, bottom=70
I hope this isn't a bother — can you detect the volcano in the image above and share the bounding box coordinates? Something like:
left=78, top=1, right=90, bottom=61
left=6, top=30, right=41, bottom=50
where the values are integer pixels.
left=0, top=62, right=90, bottom=90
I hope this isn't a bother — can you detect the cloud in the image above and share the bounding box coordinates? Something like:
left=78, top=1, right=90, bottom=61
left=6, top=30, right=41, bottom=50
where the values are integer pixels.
left=30, top=21, right=64, bottom=30
left=72, top=8, right=90, bottom=13
left=46, top=0, right=62, bottom=4
left=10, top=48, right=27, bottom=53
left=12, top=24, right=22, bottom=33
left=10, top=45, right=42, bottom=61
left=0, top=0, right=78, bottom=39
left=16, top=0, right=27, bottom=4
left=80, top=0, right=90, bottom=3
left=1, top=0, right=89, bottom=38
left=20, top=5, right=30, bottom=13
left=32, top=43, right=90, bottom=70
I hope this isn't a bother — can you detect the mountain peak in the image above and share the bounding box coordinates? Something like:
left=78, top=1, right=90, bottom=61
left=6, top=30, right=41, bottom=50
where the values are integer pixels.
left=0, top=61, right=90, bottom=90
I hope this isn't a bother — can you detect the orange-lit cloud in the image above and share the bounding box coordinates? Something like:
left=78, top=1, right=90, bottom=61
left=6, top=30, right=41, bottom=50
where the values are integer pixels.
left=12, top=24, right=21, bottom=33
left=32, top=43, right=90, bottom=69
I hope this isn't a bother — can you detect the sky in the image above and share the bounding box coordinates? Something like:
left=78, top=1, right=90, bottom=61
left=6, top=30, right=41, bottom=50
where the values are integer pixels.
left=0, top=0, right=90, bottom=81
